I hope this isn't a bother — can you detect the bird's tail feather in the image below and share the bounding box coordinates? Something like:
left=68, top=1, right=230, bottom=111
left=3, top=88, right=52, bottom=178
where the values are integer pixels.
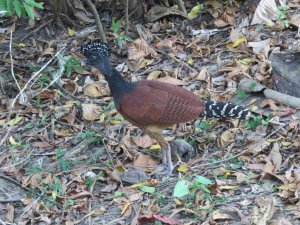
left=204, top=100, right=250, bottom=120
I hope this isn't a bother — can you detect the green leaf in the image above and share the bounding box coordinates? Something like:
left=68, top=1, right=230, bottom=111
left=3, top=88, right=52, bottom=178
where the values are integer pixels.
left=138, top=185, right=155, bottom=194
left=194, top=175, right=213, bottom=185
left=23, top=2, right=34, bottom=19
left=6, top=0, right=13, bottom=16
left=24, top=0, right=43, bottom=9
left=173, top=180, right=189, bottom=198
left=111, top=17, right=122, bottom=34
left=278, top=5, right=289, bottom=11
left=0, top=0, right=6, bottom=11
left=13, top=0, right=22, bottom=17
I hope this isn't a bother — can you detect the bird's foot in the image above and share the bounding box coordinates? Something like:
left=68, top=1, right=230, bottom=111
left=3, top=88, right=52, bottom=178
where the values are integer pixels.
left=154, top=162, right=174, bottom=176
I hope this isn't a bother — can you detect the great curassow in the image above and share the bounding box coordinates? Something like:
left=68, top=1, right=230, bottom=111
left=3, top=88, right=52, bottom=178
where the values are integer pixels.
left=81, top=40, right=251, bottom=173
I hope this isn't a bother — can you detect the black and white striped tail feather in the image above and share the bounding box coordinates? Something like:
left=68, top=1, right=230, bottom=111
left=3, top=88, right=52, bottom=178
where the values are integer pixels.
left=204, top=100, right=250, bottom=120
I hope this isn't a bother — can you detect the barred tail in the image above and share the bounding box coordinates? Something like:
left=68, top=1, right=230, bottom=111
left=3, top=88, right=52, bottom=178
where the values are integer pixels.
left=204, top=100, right=251, bottom=120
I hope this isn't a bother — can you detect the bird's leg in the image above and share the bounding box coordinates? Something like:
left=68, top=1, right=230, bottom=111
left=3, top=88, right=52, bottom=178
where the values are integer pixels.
left=145, top=126, right=174, bottom=173
left=166, top=144, right=174, bottom=172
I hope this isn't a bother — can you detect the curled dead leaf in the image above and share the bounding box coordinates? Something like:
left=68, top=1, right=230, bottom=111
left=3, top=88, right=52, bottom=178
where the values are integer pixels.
left=217, top=128, right=239, bottom=148
left=82, top=104, right=102, bottom=121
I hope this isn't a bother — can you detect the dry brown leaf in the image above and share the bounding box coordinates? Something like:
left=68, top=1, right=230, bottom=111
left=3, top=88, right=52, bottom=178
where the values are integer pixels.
left=212, top=209, right=232, bottom=220
left=260, top=99, right=279, bottom=111
left=268, top=142, right=282, bottom=172
left=261, top=159, right=275, bottom=180
left=147, top=70, right=162, bottom=80
left=55, top=129, right=74, bottom=137
left=134, top=154, right=159, bottom=168
left=196, top=67, right=209, bottom=81
left=41, top=47, right=55, bottom=56
left=252, top=198, right=276, bottom=225
left=214, top=8, right=238, bottom=27
left=251, top=0, right=278, bottom=25
left=82, top=103, right=102, bottom=121
left=62, top=107, right=77, bottom=125
left=84, top=82, right=108, bottom=97
left=270, top=218, right=293, bottom=225
left=157, top=76, right=187, bottom=86
left=127, top=38, right=157, bottom=60
left=6, top=204, right=14, bottom=223
left=100, top=183, right=118, bottom=193
left=248, top=39, right=271, bottom=58
left=217, top=128, right=238, bottom=148
left=155, top=37, right=177, bottom=49
left=63, top=80, right=77, bottom=94
left=31, top=141, right=52, bottom=148
left=132, top=135, right=154, bottom=148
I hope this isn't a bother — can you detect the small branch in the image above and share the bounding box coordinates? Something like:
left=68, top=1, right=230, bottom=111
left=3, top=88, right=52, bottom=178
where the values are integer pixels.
left=125, top=0, right=129, bottom=34
left=84, top=0, right=106, bottom=42
left=9, top=31, right=23, bottom=99
left=174, top=0, right=187, bottom=15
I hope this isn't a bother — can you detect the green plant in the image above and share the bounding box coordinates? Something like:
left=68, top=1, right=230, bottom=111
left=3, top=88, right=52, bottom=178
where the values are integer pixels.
left=48, top=178, right=64, bottom=204
left=111, top=17, right=132, bottom=49
left=245, top=114, right=273, bottom=130
left=0, top=0, right=44, bottom=19
left=236, top=89, right=247, bottom=99
left=276, top=5, right=289, bottom=28
left=79, top=130, right=103, bottom=144
left=37, top=74, right=50, bottom=88
left=56, top=149, right=72, bottom=171
left=64, top=56, right=83, bottom=77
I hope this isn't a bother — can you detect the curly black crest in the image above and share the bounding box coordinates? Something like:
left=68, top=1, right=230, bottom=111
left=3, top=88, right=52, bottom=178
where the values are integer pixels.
left=81, top=39, right=110, bottom=58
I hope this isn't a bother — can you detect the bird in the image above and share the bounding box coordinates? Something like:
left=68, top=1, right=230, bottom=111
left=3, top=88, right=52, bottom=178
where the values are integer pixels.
left=81, top=39, right=251, bottom=174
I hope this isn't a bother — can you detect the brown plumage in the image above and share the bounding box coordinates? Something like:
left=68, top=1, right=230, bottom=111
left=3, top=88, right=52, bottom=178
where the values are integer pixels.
left=116, top=80, right=205, bottom=128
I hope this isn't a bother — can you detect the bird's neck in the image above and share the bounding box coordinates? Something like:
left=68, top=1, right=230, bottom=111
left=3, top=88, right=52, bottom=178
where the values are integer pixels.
left=94, top=58, right=135, bottom=99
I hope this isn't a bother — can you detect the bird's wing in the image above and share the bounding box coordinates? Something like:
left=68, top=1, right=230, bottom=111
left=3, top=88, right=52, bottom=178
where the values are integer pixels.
left=116, top=80, right=205, bottom=128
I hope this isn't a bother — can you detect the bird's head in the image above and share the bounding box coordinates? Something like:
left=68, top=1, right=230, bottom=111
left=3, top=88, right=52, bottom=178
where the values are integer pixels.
left=81, top=39, right=110, bottom=68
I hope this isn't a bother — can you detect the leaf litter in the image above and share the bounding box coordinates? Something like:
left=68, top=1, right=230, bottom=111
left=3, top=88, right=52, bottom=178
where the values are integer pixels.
left=0, top=0, right=300, bottom=224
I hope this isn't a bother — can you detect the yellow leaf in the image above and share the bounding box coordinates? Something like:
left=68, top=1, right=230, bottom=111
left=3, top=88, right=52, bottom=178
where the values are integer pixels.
left=224, top=172, right=231, bottom=177
left=130, top=182, right=145, bottom=188
left=15, top=43, right=28, bottom=47
left=147, top=71, right=161, bottom=80
left=267, top=138, right=282, bottom=143
left=177, top=164, right=189, bottom=172
left=240, top=58, right=252, bottom=65
left=218, top=185, right=239, bottom=190
left=232, top=37, right=247, bottom=48
left=110, top=119, right=121, bottom=125
left=7, top=116, right=23, bottom=126
left=174, top=198, right=183, bottom=205
left=9, top=136, right=20, bottom=146
left=149, top=144, right=160, bottom=150
left=250, top=98, right=257, bottom=104
left=226, top=43, right=235, bottom=49
left=68, top=27, right=76, bottom=36
left=250, top=105, right=258, bottom=111
left=188, top=57, right=193, bottom=65
left=63, top=101, right=78, bottom=108
left=282, top=142, right=292, bottom=147
left=117, top=165, right=125, bottom=173
left=52, top=190, right=57, bottom=199
left=278, top=183, right=296, bottom=191
left=188, top=4, right=202, bottom=19
left=99, top=114, right=106, bottom=123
